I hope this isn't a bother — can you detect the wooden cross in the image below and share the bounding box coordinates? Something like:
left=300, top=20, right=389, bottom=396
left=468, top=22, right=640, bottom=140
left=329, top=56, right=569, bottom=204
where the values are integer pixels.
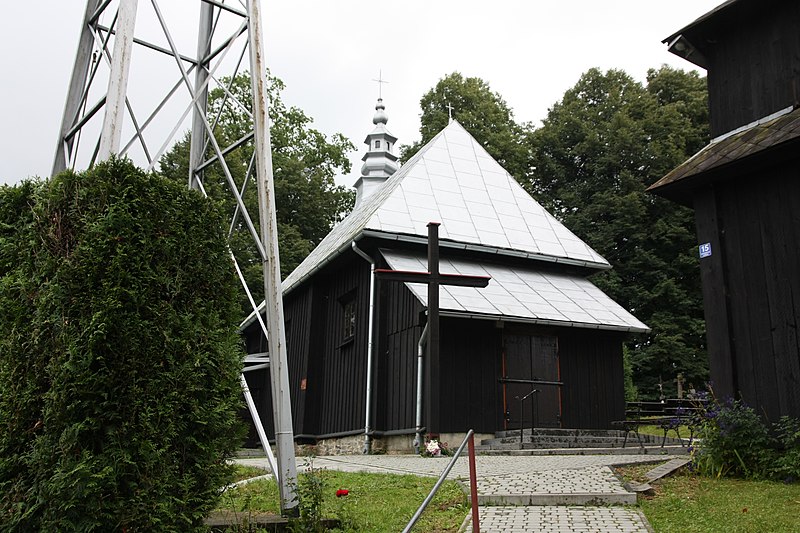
left=675, top=372, right=686, bottom=399
left=374, top=222, right=490, bottom=434
left=445, top=102, right=454, bottom=123
left=372, top=70, right=389, bottom=99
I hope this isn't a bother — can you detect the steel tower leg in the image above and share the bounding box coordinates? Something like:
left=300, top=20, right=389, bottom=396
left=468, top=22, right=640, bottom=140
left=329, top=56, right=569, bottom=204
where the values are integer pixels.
left=246, top=0, right=298, bottom=513
left=98, top=0, right=138, bottom=160
left=189, top=2, right=213, bottom=191
left=52, top=0, right=103, bottom=175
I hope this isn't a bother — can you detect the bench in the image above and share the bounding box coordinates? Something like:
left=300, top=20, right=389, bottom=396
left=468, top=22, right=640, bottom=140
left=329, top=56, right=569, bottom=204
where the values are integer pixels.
left=612, top=399, right=707, bottom=449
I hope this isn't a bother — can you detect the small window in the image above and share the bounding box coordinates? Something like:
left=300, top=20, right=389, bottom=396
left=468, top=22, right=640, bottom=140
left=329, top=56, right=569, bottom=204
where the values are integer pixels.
left=342, top=298, right=356, bottom=339
left=374, top=140, right=381, bottom=149
left=387, top=142, right=391, bottom=151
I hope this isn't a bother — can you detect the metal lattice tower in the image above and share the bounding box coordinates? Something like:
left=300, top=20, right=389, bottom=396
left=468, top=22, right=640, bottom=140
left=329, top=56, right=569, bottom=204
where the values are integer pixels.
left=53, top=0, right=298, bottom=512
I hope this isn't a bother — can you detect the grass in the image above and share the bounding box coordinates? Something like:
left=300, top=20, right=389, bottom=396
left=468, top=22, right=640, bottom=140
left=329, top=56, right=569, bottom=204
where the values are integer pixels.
left=218, top=466, right=468, bottom=532
left=635, top=422, right=693, bottom=440
left=617, top=465, right=800, bottom=533
left=232, top=464, right=271, bottom=483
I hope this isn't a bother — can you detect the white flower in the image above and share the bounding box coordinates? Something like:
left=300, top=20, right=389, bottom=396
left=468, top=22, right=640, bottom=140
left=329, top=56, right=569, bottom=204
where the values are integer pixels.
left=426, top=439, right=441, bottom=456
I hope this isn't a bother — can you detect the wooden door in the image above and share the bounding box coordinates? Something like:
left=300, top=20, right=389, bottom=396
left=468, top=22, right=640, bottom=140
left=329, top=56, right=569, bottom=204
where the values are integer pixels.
left=503, top=334, right=560, bottom=429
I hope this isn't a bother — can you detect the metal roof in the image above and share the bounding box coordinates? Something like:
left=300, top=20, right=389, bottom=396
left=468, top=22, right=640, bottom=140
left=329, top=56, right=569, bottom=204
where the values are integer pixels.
left=648, top=105, right=800, bottom=202
left=381, top=250, right=649, bottom=333
left=282, top=120, right=609, bottom=295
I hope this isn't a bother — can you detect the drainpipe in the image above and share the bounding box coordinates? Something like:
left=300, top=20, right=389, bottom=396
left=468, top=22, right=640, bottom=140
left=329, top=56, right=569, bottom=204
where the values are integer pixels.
left=351, top=241, right=376, bottom=454
left=414, top=321, right=429, bottom=454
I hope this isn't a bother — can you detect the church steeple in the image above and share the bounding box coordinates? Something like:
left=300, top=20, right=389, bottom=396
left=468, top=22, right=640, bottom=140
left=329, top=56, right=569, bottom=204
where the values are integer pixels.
left=353, top=97, right=399, bottom=207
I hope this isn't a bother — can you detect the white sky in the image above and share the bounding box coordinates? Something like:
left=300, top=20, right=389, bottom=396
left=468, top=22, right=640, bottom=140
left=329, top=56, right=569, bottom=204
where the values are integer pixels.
left=0, top=1, right=723, bottom=187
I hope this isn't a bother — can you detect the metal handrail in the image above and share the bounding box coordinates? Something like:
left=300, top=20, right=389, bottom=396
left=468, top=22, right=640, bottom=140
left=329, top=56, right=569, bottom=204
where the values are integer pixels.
left=402, top=429, right=480, bottom=533
left=518, top=388, right=539, bottom=448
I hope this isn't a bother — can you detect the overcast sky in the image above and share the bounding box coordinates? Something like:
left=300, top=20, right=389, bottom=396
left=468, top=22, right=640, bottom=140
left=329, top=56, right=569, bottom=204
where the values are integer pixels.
left=0, top=1, right=723, bottom=187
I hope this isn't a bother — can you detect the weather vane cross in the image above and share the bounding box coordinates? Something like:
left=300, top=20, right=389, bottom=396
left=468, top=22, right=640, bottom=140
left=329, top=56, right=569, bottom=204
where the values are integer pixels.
left=373, top=70, right=389, bottom=99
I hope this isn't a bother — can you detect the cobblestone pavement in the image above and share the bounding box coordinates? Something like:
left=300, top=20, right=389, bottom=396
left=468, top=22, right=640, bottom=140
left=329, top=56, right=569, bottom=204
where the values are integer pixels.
left=476, top=505, right=651, bottom=533
left=236, top=454, right=669, bottom=532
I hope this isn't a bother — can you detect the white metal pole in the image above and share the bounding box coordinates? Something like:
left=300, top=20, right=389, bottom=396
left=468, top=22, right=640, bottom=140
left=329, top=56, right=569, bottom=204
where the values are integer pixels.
left=53, top=0, right=103, bottom=175
left=98, top=0, right=139, bottom=160
left=188, top=1, right=213, bottom=190
left=246, top=0, right=298, bottom=514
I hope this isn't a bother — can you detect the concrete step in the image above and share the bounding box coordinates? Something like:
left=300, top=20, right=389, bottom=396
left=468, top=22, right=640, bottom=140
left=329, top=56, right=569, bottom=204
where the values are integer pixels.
left=476, top=445, right=689, bottom=456
left=463, top=465, right=638, bottom=506
left=493, top=428, right=629, bottom=438
left=481, top=435, right=666, bottom=447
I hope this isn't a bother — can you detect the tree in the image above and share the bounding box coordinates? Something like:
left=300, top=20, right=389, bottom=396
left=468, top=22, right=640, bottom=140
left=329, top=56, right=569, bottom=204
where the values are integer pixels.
left=526, top=67, right=710, bottom=398
left=400, top=72, right=531, bottom=179
left=0, top=159, right=244, bottom=530
left=159, top=72, right=355, bottom=311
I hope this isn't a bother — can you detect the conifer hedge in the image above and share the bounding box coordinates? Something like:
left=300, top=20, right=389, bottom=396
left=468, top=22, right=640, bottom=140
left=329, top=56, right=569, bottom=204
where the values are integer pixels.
left=0, top=159, right=245, bottom=531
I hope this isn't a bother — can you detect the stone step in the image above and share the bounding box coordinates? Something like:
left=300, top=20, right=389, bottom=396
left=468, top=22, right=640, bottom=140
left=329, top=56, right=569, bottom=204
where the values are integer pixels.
left=493, top=428, right=630, bottom=438
left=463, top=465, right=638, bottom=506
left=481, top=435, right=668, bottom=447
left=476, top=445, right=689, bottom=456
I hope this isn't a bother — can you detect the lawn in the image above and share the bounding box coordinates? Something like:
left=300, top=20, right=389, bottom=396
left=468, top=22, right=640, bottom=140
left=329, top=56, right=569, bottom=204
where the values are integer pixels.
left=219, top=464, right=468, bottom=532
left=617, top=464, right=800, bottom=533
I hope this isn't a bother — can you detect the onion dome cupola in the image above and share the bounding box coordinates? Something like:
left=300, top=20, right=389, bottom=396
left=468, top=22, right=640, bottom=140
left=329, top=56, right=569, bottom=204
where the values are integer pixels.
left=353, top=97, right=399, bottom=207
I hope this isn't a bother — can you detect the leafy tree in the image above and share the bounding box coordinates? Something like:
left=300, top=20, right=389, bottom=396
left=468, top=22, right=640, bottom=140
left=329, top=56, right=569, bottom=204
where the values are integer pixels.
left=159, top=72, right=355, bottom=311
left=0, top=159, right=244, bottom=530
left=527, top=67, right=710, bottom=398
left=400, top=72, right=530, bottom=179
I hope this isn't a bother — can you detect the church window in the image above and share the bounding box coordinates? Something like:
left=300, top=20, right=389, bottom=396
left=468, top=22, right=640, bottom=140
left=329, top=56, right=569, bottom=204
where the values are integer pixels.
left=342, top=296, right=356, bottom=340
left=374, top=140, right=381, bottom=149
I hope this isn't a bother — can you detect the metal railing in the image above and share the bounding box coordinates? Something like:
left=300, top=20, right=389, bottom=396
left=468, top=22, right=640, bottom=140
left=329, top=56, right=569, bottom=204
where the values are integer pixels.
left=518, top=388, right=539, bottom=448
left=402, top=429, right=480, bottom=533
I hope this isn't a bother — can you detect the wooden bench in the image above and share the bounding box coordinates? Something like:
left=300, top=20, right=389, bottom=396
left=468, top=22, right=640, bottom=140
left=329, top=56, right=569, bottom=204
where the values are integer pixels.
left=612, top=399, right=707, bottom=449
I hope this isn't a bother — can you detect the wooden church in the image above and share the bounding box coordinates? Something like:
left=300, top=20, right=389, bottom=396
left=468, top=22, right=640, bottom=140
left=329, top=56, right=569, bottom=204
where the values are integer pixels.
left=649, top=0, right=800, bottom=420
left=243, top=98, right=647, bottom=452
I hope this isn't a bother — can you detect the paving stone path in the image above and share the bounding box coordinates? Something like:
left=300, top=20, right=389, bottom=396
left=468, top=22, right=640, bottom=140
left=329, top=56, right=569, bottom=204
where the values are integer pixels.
left=237, top=453, right=677, bottom=532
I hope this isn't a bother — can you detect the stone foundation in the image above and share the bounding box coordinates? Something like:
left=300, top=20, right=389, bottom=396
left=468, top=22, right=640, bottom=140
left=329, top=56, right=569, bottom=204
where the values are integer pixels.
left=292, top=432, right=494, bottom=456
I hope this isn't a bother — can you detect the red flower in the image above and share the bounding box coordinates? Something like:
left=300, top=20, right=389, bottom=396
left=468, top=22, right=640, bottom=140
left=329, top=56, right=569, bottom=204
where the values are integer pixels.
left=336, top=489, right=349, bottom=497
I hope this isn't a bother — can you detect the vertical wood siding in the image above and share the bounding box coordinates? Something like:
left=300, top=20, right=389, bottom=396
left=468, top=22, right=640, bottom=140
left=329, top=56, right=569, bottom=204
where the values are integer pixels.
left=706, top=4, right=800, bottom=137
left=438, top=318, right=503, bottom=434
left=695, top=167, right=800, bottom=420
left=375, top=278, right=424, bottom=431
left=558, top=330, right=626, bottom=429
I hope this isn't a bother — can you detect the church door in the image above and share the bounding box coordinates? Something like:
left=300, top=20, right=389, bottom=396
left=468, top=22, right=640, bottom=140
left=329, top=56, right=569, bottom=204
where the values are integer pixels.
left=502, top=334, right=561, bottom=429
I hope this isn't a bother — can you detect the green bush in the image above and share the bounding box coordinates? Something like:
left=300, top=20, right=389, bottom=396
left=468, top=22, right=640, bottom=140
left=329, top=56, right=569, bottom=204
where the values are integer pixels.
left=773, top=416, right=800, bottom=482
left=693, top=400, right=774, bottom=478
left=0, top=159, right=245, bottom=531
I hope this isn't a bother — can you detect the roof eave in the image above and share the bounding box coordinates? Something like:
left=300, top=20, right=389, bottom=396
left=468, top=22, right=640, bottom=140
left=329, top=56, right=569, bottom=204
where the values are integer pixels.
left=439, top=310, right=649, bottom=334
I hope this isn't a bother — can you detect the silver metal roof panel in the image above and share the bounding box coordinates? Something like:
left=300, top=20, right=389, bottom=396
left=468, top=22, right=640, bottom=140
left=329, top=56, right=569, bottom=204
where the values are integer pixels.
left=282, top=120, right=610, bottom=295
left=381, top=250, right=649, bottom=333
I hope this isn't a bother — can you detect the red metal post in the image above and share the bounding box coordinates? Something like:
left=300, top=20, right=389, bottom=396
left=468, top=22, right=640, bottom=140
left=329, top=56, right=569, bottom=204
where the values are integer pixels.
left=468, top=432, right=480, bottom=532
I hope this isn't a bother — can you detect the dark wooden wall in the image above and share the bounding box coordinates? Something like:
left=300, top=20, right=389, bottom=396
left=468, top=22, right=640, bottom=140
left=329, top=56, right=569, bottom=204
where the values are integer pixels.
left=305, top=256, right=372, bottom=436
left=558, top=329, right=626, bottom=428
left=243, top=252, right=630, bottom=440
left=702, top=2, right=800, bottom=137
left=693, top=164, right=800, bottom=420
left=438, top=318, right=504, bottom=434
left=374, top=276, right=424, bottom=432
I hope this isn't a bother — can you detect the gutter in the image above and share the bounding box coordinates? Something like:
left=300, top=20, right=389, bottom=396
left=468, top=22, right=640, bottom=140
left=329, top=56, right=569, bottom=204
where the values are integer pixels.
left=351, top=241, right=377, bottom=454
left=414, top=321, right=429, bottom=454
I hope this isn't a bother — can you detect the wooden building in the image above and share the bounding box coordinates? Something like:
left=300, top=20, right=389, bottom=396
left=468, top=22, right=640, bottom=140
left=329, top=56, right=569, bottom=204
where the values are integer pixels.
left=243, top=101, right=647, bottom=451
left=649, top=0, right=800, bottom=420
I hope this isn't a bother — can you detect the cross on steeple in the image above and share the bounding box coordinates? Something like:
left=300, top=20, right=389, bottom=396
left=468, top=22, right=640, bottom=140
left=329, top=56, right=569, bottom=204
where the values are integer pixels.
left=372, top=70, right=389, bottom=99
left=445, top=102, right=454, bottom=123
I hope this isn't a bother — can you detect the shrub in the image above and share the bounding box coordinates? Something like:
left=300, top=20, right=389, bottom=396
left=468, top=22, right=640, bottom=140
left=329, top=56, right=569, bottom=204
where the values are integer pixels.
left=773, top=416, right=800, bottom=482
left=693, top=400, right=774, bottom=478
left=0, top=159, right=245, bottom=531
